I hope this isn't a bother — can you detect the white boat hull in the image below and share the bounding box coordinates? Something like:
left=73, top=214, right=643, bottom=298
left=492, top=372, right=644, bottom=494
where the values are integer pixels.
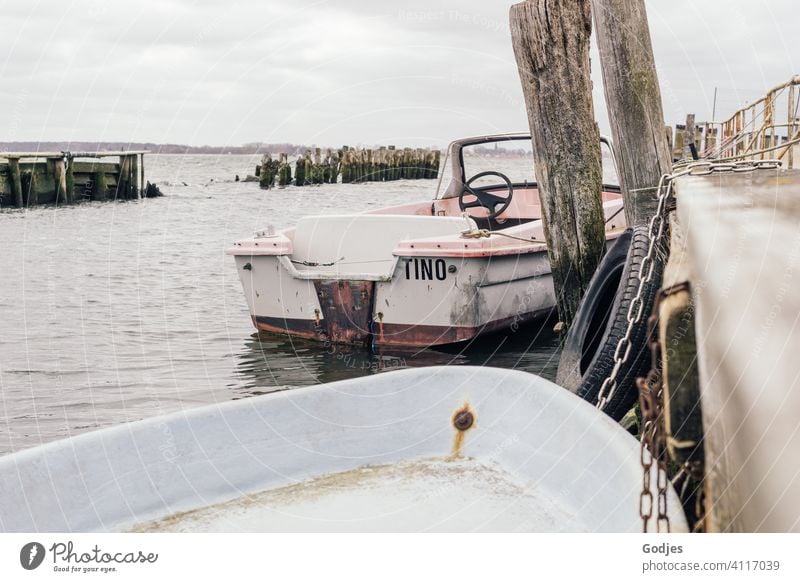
left=233, top=249, right=556, bottom=347
left=0, top=367, right=687, bottom=532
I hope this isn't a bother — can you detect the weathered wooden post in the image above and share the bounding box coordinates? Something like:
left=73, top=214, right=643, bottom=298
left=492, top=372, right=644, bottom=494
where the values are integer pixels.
left=706, top=124, right=717, bottom=153
left=117, top=155, right=130, bottom=199
left=7, top=156, right=23, bottom=208
left=130, top=153, right=140, bottom=198
left=295, top=155, right=306, bottom=186
left=341, top=149, right=351, bottom=184
left=65, top=155, right=75, bottom=202
left=592, top=0, right=672, bottom=225
left=389, top=147, right=397, bottom=180
left=259, top=154, right=274, bottom=189
left=277, top=153, right=291, bottom=186
left=94, top=165, right=108, bottom=201
left=23, top=169, right=38, bottom=206
left=510, top=0, right=606, bottom=327
left=674, top=125, right=685, bottom=161
left=684, top=113, right=696, bottom=159
left=332, top=150, right=340, bottom=183
left=53, top=156, right=68, bottom=204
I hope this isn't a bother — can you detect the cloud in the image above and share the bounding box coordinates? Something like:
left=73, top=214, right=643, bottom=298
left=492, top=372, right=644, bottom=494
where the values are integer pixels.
left=0, top=0, right=795, bottom=146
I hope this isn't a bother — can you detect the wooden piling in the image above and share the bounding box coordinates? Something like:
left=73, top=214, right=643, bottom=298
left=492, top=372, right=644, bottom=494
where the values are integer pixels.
left=277, top=153, right=291, bottom=186
left=53, top=157, right=68, bottom=204
left=117, top=155, right=130, bottom=199
left=510, top=0, right=606, bottom=327
left=23, top=170, right=38, bottom=206
left=592, top=0, right=672, bottom=225
left=65, top=156, right=75, bottom=203
left=94, top=166, right=108, bottom=201
left=259, top=153, right=275, bottom=189
left=685, top=113, right=696, bottom=158
left=130, top=154, right=140, bottom=198
left=674, top=125, right=685, bottom=161
left=8, top=157, right=23, bottom=208
left=295, top=155, right=306, bottom=186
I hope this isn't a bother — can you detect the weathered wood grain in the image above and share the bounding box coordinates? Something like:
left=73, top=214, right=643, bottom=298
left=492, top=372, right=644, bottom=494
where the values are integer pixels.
left=674, top=169, right=800, bottom=532
left=510, top=0, right=606, bottom=326
left=592, top=0, right=671, bottom=225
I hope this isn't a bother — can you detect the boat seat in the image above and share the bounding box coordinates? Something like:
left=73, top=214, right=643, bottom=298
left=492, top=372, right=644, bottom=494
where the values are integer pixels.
left=291, top=214, right=473, bottom=277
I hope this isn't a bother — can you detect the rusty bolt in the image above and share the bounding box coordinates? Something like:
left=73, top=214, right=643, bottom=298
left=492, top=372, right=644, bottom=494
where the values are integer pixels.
left=453, top=409, right=474, bottom=431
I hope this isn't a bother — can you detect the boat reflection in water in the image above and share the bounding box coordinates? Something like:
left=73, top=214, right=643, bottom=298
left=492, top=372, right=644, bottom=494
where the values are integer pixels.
left=234, top=314, right=561, bottom=395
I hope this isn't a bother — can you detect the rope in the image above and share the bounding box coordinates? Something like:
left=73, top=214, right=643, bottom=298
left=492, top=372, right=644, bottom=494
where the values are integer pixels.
left=290, top=257, right=344, bottom=267
left=461, top=228, right=545, bottom=244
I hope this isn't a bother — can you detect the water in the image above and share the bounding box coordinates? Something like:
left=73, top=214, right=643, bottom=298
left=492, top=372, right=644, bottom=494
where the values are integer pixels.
left=0, top=154, right=561, bottom=455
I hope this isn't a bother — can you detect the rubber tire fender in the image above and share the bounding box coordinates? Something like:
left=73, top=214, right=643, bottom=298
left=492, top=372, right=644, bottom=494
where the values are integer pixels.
left=556, top=225, right=665, bottom=421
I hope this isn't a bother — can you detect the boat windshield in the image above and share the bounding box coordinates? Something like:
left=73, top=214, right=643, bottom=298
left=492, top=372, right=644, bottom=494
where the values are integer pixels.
left=461, top=137, right=619, bottom=189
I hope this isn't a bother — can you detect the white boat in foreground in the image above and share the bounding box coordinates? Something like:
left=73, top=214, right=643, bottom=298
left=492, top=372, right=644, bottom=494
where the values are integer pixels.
left=228, top=134, right=627, bottom=347
left=0, top=367, right=686, bottom=532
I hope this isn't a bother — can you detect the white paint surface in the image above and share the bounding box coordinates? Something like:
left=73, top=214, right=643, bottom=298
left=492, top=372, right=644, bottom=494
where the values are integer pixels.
left=0, top=367, right=688, bottom=533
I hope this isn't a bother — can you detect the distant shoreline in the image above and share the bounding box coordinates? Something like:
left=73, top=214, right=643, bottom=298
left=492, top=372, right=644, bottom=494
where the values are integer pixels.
left=0, top=142, right=323, bottom=156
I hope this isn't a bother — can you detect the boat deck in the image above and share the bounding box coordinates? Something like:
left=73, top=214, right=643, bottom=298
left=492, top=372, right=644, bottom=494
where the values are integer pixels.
left=133, top=458, right=576, bottom=533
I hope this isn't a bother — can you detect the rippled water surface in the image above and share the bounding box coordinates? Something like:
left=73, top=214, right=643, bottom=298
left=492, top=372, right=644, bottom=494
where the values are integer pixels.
left=0, top=154, right=561, bottom=455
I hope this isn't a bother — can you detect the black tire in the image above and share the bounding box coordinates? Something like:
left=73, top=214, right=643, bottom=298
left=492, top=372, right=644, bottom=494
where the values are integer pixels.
left=556, top=225, right=665, bottom=421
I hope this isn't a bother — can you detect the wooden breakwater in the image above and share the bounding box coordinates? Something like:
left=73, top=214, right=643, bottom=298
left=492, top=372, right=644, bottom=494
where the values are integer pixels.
left=0, top=151, right=155, bottom=208
left=257, top=146, right=441, bottom=189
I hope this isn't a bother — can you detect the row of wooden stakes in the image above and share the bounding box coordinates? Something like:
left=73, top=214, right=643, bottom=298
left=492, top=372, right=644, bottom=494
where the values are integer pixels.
left=256, top=146, right=441, bottom=189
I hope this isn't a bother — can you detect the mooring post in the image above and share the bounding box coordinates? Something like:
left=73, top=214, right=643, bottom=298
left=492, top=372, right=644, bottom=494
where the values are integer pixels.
left=24, top=168, right=38, bottom=206
left=130, top=153, right=140, bottom=198
left=510, top=0, right=606, bottom=327
left=259, top=154, right=274, bottom=189
left=592, top=0, right=672, bottom=225
left=8, top=157, right=23, bottom=208
left=706, top=124, right=717, bottom=153
left=65, top=154, right=74, bottom=203
left=139, top=153, right=145, bottom=196
left=674, top=125, right=685, bottom=161
left=685, top=113, right=696, bottom=159
left=277, top=153, right=291, bottom=186
left=117, top=154, right=130, bottom=199
left=94, top=165, right=108, bottom=201
left=295, top=155, right=306, bottom=186
left=53, top=156, right=68, bottom=204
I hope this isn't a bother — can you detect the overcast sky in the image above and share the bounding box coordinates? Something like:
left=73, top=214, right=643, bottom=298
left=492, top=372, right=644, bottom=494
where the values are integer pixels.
left=0, top=0, right=796, bottom=147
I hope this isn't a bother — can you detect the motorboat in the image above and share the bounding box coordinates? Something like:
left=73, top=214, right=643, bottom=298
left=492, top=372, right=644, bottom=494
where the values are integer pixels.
left=0, top=367, right=687, bottom=532
left=227, top=134, right=626, bottom=347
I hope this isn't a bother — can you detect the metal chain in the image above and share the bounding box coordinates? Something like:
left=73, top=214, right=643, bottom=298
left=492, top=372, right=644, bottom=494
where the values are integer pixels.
left=637, top=305, right=669, bottom=532
left=594, top=171, right=677, bottom=411
left=595, top=158, right=783, bottom=412
left=594, top=158, right=783, bottom=532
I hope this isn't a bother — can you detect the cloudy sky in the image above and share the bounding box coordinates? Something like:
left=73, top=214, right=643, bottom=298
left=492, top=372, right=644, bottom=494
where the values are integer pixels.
left=0, top=0, right=795, bottom=147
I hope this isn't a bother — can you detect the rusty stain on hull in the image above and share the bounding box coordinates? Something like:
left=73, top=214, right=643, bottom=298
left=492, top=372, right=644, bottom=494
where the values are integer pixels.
left=449, top=403, right=475, bottom=460
left=313, top=280, right=375, bottom=345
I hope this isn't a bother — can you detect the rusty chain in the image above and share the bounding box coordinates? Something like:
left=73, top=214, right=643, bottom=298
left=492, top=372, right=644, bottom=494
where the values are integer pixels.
left=595, top=159, right=783, bottom=532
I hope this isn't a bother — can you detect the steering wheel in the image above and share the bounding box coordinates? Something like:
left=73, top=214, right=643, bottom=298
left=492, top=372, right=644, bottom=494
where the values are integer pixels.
left=458, top=171, right=514, bottom=219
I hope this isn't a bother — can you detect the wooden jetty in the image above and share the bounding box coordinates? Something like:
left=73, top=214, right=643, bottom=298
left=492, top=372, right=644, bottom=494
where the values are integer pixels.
left=257, top=146, right=440, bottom=189
left=511, top=0, right=800, bottom=532
left=0, top=150, right=149, bottom=207
left=659, top=165, right=800, bottom=532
